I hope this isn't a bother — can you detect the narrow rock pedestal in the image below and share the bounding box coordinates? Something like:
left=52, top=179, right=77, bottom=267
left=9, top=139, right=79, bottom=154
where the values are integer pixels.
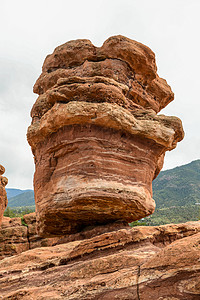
left=0, top=164, right=8, bottom=226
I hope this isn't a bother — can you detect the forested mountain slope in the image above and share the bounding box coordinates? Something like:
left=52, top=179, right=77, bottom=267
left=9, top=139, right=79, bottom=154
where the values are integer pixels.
left=153, top=159, right=200, bottom=208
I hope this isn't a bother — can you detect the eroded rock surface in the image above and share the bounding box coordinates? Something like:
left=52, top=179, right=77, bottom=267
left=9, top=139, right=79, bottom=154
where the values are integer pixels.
left=0, top=213, right=59, bottom=260
left=33, top=36, right=173, bottom=114
left=0, top=221, right=199, bottom=299
left=0, top=216, right=29, bottom=259
left=0, top=165, right=8, bottom=226
left=27, top=36, right=184, bottom=236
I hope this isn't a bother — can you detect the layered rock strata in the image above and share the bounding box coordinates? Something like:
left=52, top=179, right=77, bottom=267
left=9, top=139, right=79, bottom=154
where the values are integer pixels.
left=0, top=214, right=58, bottom=260
left=0, top=165, right=8, bottom=226
left=2, top=213, right=199, bottom=264
left=0, top=216, right=29, bottom=259
left=27, top=36, right=184, bottom=236
left=0, top=221, right=200, bottom=299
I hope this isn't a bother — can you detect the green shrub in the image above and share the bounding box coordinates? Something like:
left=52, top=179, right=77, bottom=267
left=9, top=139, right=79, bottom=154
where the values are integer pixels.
left=21, top=217, right=28, bottom=227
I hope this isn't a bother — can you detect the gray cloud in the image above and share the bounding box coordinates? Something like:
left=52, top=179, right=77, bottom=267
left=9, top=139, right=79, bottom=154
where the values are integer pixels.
left=1, top=0, right=200, bottom=188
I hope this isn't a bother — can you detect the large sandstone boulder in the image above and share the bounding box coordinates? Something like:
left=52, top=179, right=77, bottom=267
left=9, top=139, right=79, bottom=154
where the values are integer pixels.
left=0, top=221, right=199, bottom=299
left=0, top=164, right=8, bottom=226
left=27, top=36, right=184, bottom=237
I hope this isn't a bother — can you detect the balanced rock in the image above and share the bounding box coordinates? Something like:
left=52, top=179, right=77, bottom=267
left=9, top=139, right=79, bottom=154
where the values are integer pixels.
left=0, top=164, right=8, bottom=226
left=27, top=36, right=184, bottom=237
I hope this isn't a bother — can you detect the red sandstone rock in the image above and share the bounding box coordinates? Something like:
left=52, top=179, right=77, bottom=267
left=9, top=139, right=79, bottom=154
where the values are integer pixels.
left=0, top=221, right=199, bottom=299
left=33, top=36, right=173, bottom=114
left=0, top=165, right=8, bottom=226
left=139, top=232, right=200, bottom=299
left=0, top=213, right=132, bottom=260
left=0, top=213, right=59, bottom=260
left=0, top=216, right=29, bottom=259
left=27, top=36, right=184, bottom=237
left=23, top=213, right=58, bottom=249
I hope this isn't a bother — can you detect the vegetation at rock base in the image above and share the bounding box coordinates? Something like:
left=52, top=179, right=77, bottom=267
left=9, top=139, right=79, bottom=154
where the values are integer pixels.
left=3, top=206, right=35, bottom=218
left=130, top=205, right=199, bottom=227
left=21, top=217, right=28, bottom=227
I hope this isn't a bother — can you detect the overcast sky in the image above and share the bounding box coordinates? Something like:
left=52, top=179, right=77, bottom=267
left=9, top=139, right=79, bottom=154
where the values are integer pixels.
left=1, top=0, right=200, bottom=189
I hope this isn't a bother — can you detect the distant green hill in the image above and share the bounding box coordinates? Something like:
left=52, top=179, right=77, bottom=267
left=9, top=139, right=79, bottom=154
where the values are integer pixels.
left=6, top=188, right=32, bottom=199
left=141, top=159, right=200, bottom=225
left=152, top=159, right=200, bottom=208
left=143, top=205, right=199, bottom=226
left=130, top=160, right=200, bottom=226
left=8, top=191, right=35, bottom=207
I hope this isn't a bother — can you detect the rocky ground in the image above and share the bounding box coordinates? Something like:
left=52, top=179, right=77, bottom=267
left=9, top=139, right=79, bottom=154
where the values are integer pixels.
left=0, top=216, right=199, bottom=299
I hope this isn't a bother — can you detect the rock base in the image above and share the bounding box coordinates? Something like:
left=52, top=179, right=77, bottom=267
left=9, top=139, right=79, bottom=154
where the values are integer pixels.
left=0, top=220, right=200, bottom=299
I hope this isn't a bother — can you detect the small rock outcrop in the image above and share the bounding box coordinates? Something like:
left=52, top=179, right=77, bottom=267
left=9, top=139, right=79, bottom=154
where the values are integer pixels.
left=0, top=214, right=58, bottom=260
left=0, top=216, right=29, bottom=259
left=0, top=165, right=8, bottom=226
left=27, top=36, right=184, bottom=237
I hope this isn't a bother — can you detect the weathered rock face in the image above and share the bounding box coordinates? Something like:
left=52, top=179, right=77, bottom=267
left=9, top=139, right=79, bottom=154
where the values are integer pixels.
left=32, top=36, right=174, bottom=114
left=0, top=213, right=60, bottom=260
left=0, top=221, right=200, bottom=299
left=0, top=164, right=8, bottom=226
left=27, top=36, right=184, bottom=237
left=23, top=213, right=58, bottom=250
left=0, top=213, right=128, bottom=260
left=0, top=216, right=29, bottom=259
left=139, top=232, right=200, bottom=299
